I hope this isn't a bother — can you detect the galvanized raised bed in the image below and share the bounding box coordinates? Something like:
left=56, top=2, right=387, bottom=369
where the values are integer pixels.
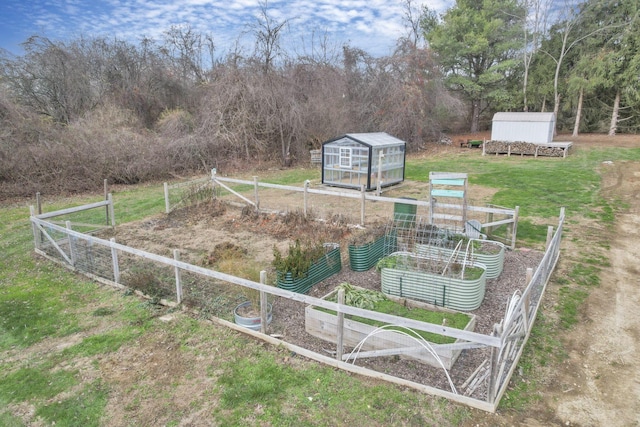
left=276, top=243, right=342, bottom=294
left=379, top=253, right=487, bottom=311
left=415, top=240, right=505, bottom=279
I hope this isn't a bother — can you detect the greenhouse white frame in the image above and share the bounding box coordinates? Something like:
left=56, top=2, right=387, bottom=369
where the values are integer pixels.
left=321, top=132, right=406, bottom=191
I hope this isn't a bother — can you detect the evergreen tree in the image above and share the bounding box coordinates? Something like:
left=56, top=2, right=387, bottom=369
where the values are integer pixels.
left=422, top=0, right=525, bottom=132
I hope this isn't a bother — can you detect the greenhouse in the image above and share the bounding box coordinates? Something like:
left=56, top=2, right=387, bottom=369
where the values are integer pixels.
left=321, top=132, right=406, bottom=191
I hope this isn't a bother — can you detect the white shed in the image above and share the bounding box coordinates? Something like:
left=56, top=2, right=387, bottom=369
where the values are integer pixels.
left=491, top=112, right=555, bottom=143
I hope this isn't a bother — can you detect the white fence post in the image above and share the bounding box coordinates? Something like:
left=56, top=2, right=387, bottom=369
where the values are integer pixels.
left=510, top=206, right=519, bottom=249
left=174, top=249, right=183, bottom=304
left=29, top=206, right=42, bottom=249
left=260, top=270, right=267, bottom=334
left=303, top=180, right=310, bottom=217
left=360, top=185, right=366, bottom=226
left=104, top=179, right=109, bottom=225
left=545, top=225, right=554, bottom=251
left=164, top=182, right=170, bottom=214
left=110, top=238, right=120, bottom=284
left=66, top=220, right=76, bottom=267
left=253, top=176, right=260, bottom=210
left=108, top=193, right=116, bottom=227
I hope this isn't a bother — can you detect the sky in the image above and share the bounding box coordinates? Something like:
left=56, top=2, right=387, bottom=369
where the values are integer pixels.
left=0, top=0, right=452, bottom=58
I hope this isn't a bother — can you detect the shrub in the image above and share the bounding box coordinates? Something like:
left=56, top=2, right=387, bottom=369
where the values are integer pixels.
left=272, top=239, right=326, bottom=279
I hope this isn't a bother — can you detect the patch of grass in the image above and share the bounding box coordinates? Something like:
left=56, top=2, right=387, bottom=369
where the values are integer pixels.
left=0, top=411, right=24, bottom=427
left=0, top=271, right=82, bottom=349
left=512, top=220, right=551, bottom=248
left=0, top=366, right=77, bottom=403
left=214, top=348, right=468, bottom=426
left=60, top=328, right=143, bottom=358
left=218, top=354, right=302, bottom=408
left=568, top=263, right=601, bottom=288
left=557, top=286, right=589, bottom=329
left=35, top=380, right=108, bottom=427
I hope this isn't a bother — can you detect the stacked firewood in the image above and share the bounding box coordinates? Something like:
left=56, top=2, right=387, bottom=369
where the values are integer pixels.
left=535, top=146, right=565, bottom=157
left=484, top=141, right=565, bottom=157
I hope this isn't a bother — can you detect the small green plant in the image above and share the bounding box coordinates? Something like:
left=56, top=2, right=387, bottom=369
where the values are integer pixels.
left=332, top=283, right=387, bottom=310
left=375, top=255, right=399, bottom=271
left=272, top=239, right=326, bottom=279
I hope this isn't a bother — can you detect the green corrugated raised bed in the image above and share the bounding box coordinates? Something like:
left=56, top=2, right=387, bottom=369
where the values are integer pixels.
left=380, top=254, right=487, bottom=311
left=415, top=241, right=505, bottom=279
left=276, top=244, right=342, bottom=294
left=348, top=234, right=396, bottom=272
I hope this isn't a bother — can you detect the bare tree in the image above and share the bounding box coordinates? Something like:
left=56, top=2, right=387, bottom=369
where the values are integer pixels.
left=252, top=0, right=289, bottom=73
left=401, top=0, right=424, bottom=49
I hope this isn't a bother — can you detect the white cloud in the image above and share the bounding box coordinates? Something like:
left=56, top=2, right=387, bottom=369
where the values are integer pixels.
left=1, top=0, right=454, bottom=56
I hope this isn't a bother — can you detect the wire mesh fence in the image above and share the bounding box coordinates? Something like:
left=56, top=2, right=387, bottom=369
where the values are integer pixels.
left=29, top=192, right=563, bottom=412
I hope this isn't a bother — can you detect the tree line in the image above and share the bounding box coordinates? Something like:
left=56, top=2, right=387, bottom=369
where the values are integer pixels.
left=0, top=0, right=637, bottom=197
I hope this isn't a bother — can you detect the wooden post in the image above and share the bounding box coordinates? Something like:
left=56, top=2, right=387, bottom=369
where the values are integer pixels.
left=33, top=194, right=43, bottom=247
left=260, top=270, right=268, bottom=334
left=487, top=324, right=501, bottom=403
left=174, top=249, right=182, bottom=304
left=510, top=206, right=519, bottom=250
left=36, top=192, right=42, bottom=215
left=211, top=168, right=217, bottom=200
left=253, top=176, right=260, bottom=210
left=360, top=185, right=366, bottom=226
left=104, top=179, right=109, bottom=226
left=482, top=139, right=486, bottom=156
left=29, top=206, right=42, bottom=249
left=522, top=268, right=533, bottom=331
left=164, top=182, right=170, bottom=214
left=110, top=238, right=120, bottom=284
left=376, top=151, right=384, bottom=196
left=108, top=193, right=116, bottom=227
left=486, top=209, right=494, bottom=238
left=303, top=180, right=310, bottom=217
left=66, top=220, right=76, bottom=267
left=545, top=225, right=554, bottom=251
left=336, top=287, right=345, bottom=361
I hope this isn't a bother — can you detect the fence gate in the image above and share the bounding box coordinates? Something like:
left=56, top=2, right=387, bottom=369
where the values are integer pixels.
left=429, top=172, right=468, bottom=233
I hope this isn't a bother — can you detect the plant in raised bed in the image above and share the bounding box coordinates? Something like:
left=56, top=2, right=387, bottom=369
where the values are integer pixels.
left=273, top=240, right=341, bottom=294
left=272, top=239, right=325, bottom=279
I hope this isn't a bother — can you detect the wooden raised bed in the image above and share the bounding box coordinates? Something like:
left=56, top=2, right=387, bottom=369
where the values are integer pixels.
left=305, top=288, right=476, bottom=369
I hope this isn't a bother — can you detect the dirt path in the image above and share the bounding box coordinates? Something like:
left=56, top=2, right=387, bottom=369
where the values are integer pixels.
left=551, top=161, right=640, bottom=426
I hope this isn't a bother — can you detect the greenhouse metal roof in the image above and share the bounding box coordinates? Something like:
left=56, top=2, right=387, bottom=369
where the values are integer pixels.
left=326, top=132, right=406, bottom=148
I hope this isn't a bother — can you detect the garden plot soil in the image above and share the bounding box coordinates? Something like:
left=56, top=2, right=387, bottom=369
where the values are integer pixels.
left=112, top=190, right=543, bottom=399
